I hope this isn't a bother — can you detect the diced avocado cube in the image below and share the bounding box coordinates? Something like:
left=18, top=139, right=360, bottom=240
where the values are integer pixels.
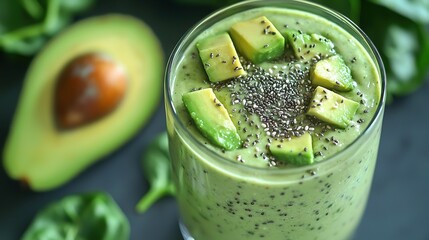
left=269, top=132, right=314, bottom=166
left=196, top=33, right=246, bottom=83
left=307, top=86, right=359, bottom=129
left=283, top=29, right=335, bottom=61
left=230, top=16, right=285, bottom=63
left=311, top=55, right=355, bottom=91
left=182, top=88, right=241, bottom=150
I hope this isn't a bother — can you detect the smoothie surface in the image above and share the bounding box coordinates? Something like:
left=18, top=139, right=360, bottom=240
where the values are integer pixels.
left=171, top=7, right=381, bottom=168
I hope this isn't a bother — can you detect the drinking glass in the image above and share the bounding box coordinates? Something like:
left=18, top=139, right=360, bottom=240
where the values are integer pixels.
left=165, top=1, right=386, bottom=239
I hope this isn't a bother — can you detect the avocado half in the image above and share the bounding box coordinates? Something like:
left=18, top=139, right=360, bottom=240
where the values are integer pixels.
left=3, top=14, right=164, bottom=191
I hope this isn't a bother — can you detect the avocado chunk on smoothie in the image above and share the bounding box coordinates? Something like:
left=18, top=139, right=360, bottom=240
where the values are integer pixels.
left=230, top=16, right=285, bottom=63
left=283, top=29, right=335, bottom=61
left=182, top=88, right=241, bottom=150
left=196, top=33, right=246, bottom=82
left=269, top=132, right=314, bottom=165
left=307, top=86, right=360, bottom=128
left=311, top=55, right=355, bottom=91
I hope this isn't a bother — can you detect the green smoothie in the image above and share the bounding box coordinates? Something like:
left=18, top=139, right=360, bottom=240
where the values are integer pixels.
left=165, top=1, right=385, bottom=240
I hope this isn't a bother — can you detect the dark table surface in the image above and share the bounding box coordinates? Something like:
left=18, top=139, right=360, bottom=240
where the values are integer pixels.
left=1, top=0, right=429, bottom=239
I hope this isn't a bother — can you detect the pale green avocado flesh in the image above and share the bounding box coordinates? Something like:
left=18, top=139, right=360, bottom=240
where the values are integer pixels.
left=307, top=86, right=360, bottom=129
left=311, top=55, right=355, bottom=91
left=182, top=88, right=241, bottom=150
left=283, top=29, right=335, bottom=61
left=230, top=16, right=285, bottom=64
left=196, top=33, right=246, bottom=82
left=3, top=14, right=164, bottom=191
left=269, top=132, right=314, bottom=166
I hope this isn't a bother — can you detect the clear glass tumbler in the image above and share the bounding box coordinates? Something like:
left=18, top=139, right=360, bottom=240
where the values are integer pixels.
left=165, top=1, right=386, bottom=239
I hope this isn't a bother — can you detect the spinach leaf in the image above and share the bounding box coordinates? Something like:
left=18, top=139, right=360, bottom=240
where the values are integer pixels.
left=348, top=0, right=362, bottom=24
left=308, top=0, right=361, bottom=23
left=384, top=24, right=429, bottom=97
left=20, top=0, right=44, bottom=19
left=0, top=0, right=35, bottom=33
left=0, top=0, right=63, bottom=55
left=370, top=0, right=429, bottom=24
left=58, top=0, right=96, bottom=14
left=173, top=0, right=239, bottom=7
left=360, top=1, right=429, bottom=99
left=0, top=0, right=94, bottom=55
left=21, top=192, right=130, bottom=240
left=136, top=132, right=175, bottom=213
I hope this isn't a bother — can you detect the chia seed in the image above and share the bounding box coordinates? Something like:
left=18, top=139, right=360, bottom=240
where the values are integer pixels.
left=206, top=52, right=338, bottom=165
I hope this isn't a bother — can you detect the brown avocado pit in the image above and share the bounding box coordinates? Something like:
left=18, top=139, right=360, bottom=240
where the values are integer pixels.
left=55, top=53, right=127, bottom=129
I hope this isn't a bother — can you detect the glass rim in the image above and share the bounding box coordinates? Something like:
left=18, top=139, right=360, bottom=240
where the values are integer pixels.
left=164, top=0, right=386, bottom=175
